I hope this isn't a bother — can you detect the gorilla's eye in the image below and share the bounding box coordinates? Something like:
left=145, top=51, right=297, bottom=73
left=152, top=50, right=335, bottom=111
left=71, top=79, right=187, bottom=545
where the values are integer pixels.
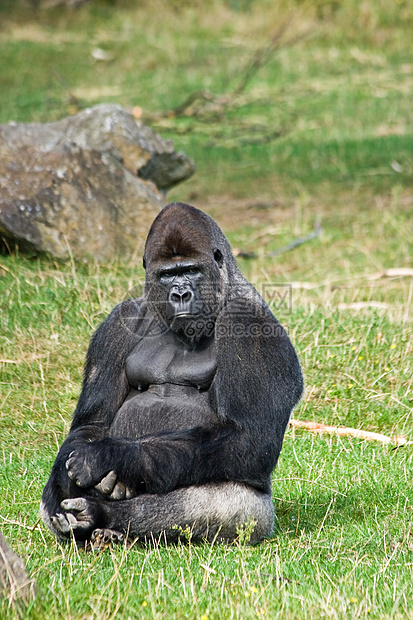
left=158, top=265, right=201, bottom=283
left=159, top=271, right=176, bottom=284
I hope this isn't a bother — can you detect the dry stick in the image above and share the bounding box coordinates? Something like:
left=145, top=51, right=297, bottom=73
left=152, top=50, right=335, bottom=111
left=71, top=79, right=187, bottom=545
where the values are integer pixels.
left=290, top=419, right=411, bottom=447
left=233, top=18, right=311, bottom=96
left=266, top=223, right=322, bottom=257
left=287, top=268, right=413, bottom=291
left=163, top=90, right=219, bottom=119
left=145, top=21, right=313, bottom=122
left=367, top=268, right=413, bottom=280
left=233, top=19, right=294, bottom=96
left=233, top=223, right=322, bottom=259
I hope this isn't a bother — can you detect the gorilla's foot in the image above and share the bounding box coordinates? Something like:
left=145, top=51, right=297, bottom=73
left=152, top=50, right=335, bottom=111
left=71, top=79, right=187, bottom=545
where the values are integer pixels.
left=90, top=528, right=125, bottom=550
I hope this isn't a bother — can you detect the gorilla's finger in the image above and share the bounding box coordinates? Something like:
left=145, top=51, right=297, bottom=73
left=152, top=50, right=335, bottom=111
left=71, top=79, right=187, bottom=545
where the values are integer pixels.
left=95, top=470, right=117, bottom=495
left=125, top=487, right=136, bottom=500
left=65, top=458, right=94, bottom=488
left=59, top=498, right=96, bottom=532
left=51, top=513, right=71, bottom=533
left=61, top=497, right=89, bottom=512
left=65, top=453, right=75, bottom=469
left=110, top=481, right=126, bottom=500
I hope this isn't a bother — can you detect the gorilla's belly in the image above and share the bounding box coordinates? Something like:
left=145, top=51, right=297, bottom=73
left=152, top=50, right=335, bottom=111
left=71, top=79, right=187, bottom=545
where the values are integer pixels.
left=109, top=384, right=217, bottom=439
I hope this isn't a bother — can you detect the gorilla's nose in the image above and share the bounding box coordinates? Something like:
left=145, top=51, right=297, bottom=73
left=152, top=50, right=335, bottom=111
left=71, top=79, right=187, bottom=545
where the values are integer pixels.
left=169, top=288, right=193, bottom=305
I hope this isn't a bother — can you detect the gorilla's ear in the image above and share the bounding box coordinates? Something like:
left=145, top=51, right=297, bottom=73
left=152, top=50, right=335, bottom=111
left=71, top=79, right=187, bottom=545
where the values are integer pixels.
left=213, top=248, right=224, bottom=268
left=142, top=255, right=147, bottom=270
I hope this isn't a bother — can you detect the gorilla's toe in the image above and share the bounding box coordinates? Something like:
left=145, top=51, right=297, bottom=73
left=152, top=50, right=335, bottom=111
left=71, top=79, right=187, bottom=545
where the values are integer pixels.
left=90, top=528, right=124, bottom=550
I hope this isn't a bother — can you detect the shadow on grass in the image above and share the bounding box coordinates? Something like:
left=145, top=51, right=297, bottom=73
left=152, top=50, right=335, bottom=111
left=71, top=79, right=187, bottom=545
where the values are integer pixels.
left=272, top=480, right=404, bottom=539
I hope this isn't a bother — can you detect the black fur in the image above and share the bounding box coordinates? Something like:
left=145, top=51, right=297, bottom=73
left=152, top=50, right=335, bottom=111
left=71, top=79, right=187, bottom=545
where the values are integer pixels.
left=41, top=203, right=303, bottom=545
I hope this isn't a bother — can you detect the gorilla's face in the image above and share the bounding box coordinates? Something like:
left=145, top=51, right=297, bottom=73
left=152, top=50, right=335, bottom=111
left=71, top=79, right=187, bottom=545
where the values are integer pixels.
left=142, top=202, right=229, bottom=343
left=159, top=261, right=205, bottom=323
left=145, top=253, right=223, bottom=343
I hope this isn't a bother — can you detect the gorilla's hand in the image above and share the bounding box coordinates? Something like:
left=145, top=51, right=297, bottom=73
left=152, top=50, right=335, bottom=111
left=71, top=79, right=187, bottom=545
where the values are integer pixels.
left=65, top=444, right=110, bottom=488
left=65, top=446, right=136, bottom=498
left=94, top=470, right=136, bottom=500
left=51, top=498, right=99, bottom=536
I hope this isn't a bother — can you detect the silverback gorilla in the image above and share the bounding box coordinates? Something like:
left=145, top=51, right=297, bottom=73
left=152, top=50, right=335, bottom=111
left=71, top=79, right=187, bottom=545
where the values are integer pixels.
left=41, top=203, right=303, bottom=547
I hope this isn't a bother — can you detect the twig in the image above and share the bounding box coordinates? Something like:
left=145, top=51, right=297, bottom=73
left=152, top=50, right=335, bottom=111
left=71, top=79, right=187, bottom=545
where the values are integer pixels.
left=266, top=223, right=322, bottom=257
left=233, top=223, right=322, bottom=259
left=156, top=90, right=217, bottom=119
left=337, top=302, right=389, bottom=310
left=290, top=419, right=412, bottom=446
left=234, top=19, right=311, bottom=95
left=367, top=268, right=413, bottom=280
left=144, top=21, right=313, bottom=123
left=278, top=268, right=413, bottom=290
left=0, top=517, right=38, bottom=531
left=144, top=90, right=229, bottom=122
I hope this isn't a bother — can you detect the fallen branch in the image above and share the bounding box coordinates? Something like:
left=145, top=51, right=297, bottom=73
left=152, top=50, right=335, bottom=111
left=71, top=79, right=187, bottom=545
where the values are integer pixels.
left=233, top=18, right=311, bottom=95
left=290, top=419, right=411, bottom=446
left=142, top=20, right=313, bottom=124
left=276, top=267, right=413, bottom=290
left=233, top=223, right=322, bottom=259
left=337, top=302, right=389, bottom=311
left=150, top=90, right=227, bottom=120
left=267, top=223, right=322, bottom=257
left=367, top=268, right=413, bottom=280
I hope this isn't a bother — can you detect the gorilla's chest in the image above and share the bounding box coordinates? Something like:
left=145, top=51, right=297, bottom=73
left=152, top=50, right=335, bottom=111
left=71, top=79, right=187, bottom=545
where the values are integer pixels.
left=125, top=330, right=217, bottom=390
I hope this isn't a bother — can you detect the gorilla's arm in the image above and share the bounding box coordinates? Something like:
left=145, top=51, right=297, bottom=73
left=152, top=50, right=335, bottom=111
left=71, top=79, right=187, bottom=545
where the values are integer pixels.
left=41, top=299, right=145, bottom=516
left=65, top=299, right=303, bottom=496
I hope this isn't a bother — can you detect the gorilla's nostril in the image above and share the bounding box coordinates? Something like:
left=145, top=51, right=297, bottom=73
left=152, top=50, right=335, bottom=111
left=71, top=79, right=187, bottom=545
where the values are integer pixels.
left=170, top=290, right=192, bottom=304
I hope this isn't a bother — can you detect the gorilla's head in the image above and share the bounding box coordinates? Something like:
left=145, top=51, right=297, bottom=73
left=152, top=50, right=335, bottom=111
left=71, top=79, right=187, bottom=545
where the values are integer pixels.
left=143, top=203, right=234, bottom=343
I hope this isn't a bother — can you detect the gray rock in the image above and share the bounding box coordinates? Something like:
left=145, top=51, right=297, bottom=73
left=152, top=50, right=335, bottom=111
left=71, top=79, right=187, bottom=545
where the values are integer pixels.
left=0, top=532, right=36, bottom=606
left=0, top=104, right=195, bottom=260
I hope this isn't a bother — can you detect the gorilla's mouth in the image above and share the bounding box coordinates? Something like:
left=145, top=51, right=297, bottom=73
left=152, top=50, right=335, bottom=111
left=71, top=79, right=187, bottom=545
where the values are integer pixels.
left=171, top=310, right=214, bottom=324
left=173, top=311, right=196, bottom=318
left=169, top=313, right=197, bottom=328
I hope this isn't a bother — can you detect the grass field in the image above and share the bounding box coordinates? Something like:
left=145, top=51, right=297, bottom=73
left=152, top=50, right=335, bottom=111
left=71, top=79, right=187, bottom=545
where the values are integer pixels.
left=0, top=1, right=412, bottom=618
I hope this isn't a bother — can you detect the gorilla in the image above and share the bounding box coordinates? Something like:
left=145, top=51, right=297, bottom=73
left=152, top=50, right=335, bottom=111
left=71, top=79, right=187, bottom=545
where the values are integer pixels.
left=41, top=203, right=303, bottom=547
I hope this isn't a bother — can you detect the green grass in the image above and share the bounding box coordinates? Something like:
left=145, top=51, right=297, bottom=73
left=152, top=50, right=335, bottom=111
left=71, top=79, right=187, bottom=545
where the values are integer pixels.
left=2, top=439, right=413, bottom=619
left=0, top=1, right=413, bottom=618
